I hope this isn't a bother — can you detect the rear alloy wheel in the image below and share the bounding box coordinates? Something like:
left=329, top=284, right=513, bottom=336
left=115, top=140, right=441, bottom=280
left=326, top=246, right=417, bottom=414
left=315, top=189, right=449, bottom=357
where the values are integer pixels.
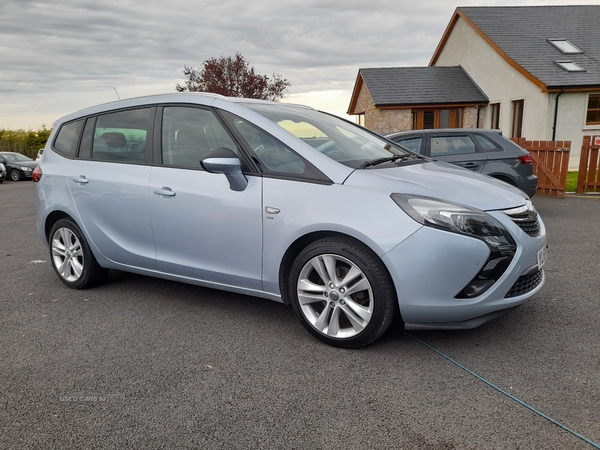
left=10, top=169, right=21, bottom=181
left=289, top=237, right=395, bottom=348
left=49, top=218, right=107, bottom=289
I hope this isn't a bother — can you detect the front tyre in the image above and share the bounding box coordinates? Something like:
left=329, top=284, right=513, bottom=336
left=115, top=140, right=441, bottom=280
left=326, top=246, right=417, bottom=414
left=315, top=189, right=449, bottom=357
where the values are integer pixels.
left=289, top=238, right=396, bottom=348
left=49, top=218, right=107, bottom=289
left=10, top=169, right=21, bottom=181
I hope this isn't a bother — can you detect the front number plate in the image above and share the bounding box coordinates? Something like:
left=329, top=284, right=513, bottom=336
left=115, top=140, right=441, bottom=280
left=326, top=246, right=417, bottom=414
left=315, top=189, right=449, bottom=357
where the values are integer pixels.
left=537, top=245, right=548, bottom=270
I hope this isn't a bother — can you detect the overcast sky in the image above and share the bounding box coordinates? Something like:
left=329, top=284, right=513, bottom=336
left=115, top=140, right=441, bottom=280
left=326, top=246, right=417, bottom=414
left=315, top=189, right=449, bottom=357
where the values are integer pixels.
left=1, top=0, right=598, bottom=130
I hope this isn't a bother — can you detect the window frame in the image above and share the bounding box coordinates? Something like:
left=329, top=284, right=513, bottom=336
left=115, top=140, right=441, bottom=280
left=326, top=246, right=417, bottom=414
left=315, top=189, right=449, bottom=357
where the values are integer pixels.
left=489, top=103, right=500, bottom=129
left=74, top=106, right=156, bottom=165
left=586, top=94, right=600, bottom=125
left=217, top=109, right=332, bottom=185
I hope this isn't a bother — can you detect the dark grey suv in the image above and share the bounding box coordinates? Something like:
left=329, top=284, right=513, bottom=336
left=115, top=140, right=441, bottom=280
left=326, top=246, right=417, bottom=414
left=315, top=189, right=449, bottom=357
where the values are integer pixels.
left=385, top=129, right=537, bottom=198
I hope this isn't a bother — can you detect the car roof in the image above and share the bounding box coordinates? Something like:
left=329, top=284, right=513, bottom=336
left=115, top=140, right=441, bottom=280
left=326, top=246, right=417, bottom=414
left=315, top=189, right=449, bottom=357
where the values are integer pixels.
left=53, top=93, right=315, bottom=127
left=387, top=129, right=503, bottom=138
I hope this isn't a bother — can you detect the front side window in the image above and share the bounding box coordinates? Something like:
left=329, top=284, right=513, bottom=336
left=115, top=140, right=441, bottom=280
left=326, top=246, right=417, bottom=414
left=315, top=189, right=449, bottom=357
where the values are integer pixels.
left=91, top=108, right=151, bottom=163
left=430, top=136, right=476, bottom=157
left=586, top=94, right=600, bottom=125
left=162, top=107, right=238, bottom=168
left=53, top=119, right=84, bottom=158
left=232, top=117, right=306, bottom=175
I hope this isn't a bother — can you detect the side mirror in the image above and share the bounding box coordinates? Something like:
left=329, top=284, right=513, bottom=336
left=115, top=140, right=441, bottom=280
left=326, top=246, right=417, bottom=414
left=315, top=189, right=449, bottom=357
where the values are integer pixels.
left=200, top=148, right=248, bottom=192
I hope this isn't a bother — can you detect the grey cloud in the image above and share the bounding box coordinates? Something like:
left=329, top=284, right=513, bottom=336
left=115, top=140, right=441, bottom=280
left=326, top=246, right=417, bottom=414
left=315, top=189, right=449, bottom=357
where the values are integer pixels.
left=0, top=0, right=593, bottom=127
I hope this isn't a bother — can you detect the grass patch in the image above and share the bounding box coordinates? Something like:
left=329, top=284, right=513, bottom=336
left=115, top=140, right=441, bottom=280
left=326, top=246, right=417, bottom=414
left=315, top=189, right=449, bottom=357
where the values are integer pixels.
left=566, top=171, right=578, bottom=192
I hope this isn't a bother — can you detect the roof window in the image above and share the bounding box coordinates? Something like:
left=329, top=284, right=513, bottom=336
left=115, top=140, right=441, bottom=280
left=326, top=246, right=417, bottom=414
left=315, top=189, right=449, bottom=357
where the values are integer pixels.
left=548, top=39, right=583, bottom=54
left=555, top=61, right=586, bottom=72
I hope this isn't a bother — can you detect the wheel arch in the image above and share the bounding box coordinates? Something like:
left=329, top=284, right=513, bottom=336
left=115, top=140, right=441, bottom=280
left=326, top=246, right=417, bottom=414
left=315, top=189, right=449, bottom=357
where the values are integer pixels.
left=489, top=174, right=517, bottom=186
left=278, top=231, right=398, bottom=310
left=44, top=210, right=75, bottom=243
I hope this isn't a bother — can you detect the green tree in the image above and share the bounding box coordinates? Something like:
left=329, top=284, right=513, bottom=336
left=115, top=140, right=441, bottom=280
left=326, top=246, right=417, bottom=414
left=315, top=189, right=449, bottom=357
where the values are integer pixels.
left=176, top=53, right=290, bottom=101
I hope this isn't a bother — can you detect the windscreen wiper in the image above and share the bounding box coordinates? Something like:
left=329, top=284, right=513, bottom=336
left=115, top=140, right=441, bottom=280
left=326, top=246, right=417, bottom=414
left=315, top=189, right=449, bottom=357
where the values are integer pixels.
left=359, top=154, right=411, bottom=169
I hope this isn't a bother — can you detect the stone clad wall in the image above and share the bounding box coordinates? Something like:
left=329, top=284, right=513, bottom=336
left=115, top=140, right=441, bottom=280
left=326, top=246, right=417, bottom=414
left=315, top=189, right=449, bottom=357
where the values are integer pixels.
left=354, top=83, right=482, bottom=133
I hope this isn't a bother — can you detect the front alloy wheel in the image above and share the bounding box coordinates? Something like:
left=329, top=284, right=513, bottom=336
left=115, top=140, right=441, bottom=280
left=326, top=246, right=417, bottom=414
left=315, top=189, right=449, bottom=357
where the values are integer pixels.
left=10, top=169, right=21, bottom=181
left=289, top=238, right=395, bottom=348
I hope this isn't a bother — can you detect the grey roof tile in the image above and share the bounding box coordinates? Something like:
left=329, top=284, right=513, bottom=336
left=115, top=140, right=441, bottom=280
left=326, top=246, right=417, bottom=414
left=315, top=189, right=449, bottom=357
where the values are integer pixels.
left=459, top=5, right=600, bottom=88
left=359, top=66, right=488, bottom=106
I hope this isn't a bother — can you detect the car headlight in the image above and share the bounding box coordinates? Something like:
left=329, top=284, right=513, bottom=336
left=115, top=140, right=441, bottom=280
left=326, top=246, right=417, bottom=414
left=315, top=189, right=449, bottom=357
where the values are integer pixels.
left=391, top=194, right=515, bottom=249
left=21, top=166, right=33, bottom=171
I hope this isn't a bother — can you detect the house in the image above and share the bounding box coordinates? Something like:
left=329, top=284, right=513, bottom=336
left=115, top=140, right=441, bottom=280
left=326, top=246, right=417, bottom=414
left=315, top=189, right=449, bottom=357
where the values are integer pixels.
left=347, top=66, right=488, bottom=134
left=348, top=5, right=600, bottom=168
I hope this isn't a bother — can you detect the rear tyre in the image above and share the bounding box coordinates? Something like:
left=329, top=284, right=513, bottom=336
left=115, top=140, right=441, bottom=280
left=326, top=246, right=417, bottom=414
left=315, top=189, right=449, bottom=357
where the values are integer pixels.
left=49, top=218, right=108, bottom=289
left=10, top=169, right=21, bottom=181
left=289, top=237, right=396, bottom=348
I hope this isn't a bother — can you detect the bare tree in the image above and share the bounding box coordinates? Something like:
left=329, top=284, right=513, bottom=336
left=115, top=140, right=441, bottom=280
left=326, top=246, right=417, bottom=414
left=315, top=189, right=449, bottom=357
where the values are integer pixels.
left=176, top=53, right=290, bottom=101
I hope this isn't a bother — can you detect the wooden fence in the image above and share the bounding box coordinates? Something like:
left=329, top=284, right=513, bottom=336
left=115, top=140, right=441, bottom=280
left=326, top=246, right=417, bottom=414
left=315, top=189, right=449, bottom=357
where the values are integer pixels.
left=577, top=137, right=600, bottom=194
left=511, top=138, right=571, bottom=198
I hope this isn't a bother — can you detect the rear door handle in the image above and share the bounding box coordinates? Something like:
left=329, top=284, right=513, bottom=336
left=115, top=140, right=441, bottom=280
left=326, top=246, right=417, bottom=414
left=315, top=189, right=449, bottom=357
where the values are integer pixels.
left=153, top=187, right=176, bottom=197
left=457, top=163, right=477, bottom=169
left=72, top=176, right=89, bottom=184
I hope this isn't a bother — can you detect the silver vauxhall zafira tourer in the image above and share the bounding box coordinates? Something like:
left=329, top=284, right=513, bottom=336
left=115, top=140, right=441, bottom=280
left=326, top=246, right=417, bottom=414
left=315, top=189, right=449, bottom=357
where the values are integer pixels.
left=35, top=93, right=547, bottom=347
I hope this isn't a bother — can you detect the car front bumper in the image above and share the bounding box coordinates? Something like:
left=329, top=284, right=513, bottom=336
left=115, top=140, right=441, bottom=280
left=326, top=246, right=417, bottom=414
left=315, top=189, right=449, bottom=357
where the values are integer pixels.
left=382, top=210, right=547, bottom=328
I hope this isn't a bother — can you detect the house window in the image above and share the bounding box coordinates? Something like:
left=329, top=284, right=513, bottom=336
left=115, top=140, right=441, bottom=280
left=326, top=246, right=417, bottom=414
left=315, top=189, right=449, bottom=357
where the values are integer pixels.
left=357, top=114, right=365, bottom=127
left=555, top=61, right=586, bottom=72
left=490, top=103, right=500, bottom=129
left=511, top=100, right=524, bottom=138
left=412, top=108, right=463, bottom=130
left=586, top=95, right=600, bottom=125
left=548, top=39, right=583, bottom=54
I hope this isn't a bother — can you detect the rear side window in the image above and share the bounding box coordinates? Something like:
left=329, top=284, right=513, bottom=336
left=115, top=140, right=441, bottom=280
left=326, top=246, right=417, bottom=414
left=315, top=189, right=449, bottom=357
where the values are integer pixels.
left=395, top=137, right=423, bottom=154
left=90, top=108, right=151, bottom=163
left=430, top=135, right=476, bottom=156
left=53, top=119, right=84, bottom=158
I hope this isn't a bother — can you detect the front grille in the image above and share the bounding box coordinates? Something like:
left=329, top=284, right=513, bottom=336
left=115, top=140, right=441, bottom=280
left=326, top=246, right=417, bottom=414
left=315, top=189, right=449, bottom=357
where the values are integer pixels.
left=505, top=269, right=543, bottom=298
left=512, top=217, right=540, bottom=236
left=503, top=203, right=540, bottom=237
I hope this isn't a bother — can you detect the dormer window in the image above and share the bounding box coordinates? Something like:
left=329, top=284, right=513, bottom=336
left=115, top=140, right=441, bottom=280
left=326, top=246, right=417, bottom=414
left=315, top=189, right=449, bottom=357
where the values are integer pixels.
left=555, top=61, right=586, bottom=72
left=548, top=39, right=583, bottom=54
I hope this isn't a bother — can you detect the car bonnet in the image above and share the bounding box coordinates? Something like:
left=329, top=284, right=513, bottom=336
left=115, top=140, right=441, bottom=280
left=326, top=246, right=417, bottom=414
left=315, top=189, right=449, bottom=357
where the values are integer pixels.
left=343, top=160, right=529, bottom=211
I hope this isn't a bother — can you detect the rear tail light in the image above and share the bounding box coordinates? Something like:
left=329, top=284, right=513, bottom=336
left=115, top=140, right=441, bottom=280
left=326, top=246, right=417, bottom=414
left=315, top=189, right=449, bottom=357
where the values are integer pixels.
left=518, top=155, right=533, bottom=165
left=32, top=166, right=42, bottom=182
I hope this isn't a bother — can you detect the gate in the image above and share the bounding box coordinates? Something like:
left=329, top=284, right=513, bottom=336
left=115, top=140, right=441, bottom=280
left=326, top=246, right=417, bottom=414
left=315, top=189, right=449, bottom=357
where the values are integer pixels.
left=578, top=137, right=600, bottom=194
left=511, top=138, right=571, bottom=198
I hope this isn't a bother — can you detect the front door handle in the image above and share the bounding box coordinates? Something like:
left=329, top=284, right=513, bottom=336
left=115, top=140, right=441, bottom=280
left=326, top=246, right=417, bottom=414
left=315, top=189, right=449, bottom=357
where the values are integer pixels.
left=457, top=163, right=477, bottom=169
left=72, top=176, right=89, bottom=184
left=153, top=187, right=176, bottom=197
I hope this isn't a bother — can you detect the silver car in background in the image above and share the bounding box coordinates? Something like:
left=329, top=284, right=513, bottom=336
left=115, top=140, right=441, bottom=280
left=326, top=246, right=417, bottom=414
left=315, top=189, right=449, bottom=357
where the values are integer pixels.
left=35, top=93, right=547, bottom=348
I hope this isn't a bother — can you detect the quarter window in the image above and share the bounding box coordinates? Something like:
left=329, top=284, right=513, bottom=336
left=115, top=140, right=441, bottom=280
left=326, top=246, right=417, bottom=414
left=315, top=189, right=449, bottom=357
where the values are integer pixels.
left=473, top=134, right=500, bottom=152
left=396, top=137, right=423, bottom=153
left=162, top=107, right=238, bottom=169
left=91, top=108, right=151, bottom=163
left=53, top=119, right=84, bottom=158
